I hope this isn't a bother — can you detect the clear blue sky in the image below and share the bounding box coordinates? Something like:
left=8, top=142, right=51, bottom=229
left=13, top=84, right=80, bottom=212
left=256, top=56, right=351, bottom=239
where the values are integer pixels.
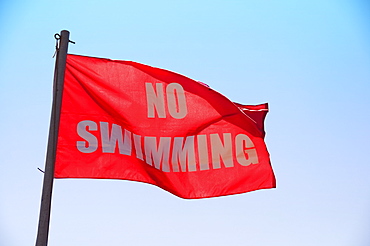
left=1, top=1, right=370, bottom=245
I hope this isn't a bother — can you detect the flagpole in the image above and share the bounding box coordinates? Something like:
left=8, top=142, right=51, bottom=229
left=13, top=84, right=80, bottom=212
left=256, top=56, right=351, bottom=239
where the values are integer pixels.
left=35, top=30, right=70, bottom=246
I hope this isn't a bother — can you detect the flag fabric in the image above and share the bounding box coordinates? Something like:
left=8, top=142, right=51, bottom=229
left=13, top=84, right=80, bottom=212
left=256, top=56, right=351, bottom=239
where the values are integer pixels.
left=54, top=54, right=276, bottom=199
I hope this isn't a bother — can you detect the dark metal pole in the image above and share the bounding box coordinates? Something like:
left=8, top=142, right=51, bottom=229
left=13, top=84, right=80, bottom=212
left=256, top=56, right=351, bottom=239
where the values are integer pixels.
left=35, top=30, right=70, bottom=246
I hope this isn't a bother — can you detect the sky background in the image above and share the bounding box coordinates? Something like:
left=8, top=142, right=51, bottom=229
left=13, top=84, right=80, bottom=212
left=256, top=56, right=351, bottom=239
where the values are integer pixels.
left=1, top=0, right=370, bottom=245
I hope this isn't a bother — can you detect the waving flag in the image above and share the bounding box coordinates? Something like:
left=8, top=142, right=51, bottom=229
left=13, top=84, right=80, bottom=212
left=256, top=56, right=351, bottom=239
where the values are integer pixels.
left=54, top=54, right=276, bottom=199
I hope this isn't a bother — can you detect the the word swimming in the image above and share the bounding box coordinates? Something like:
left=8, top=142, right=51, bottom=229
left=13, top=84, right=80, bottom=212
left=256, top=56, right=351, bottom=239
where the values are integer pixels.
left=76, top=120, right=259, bottom=172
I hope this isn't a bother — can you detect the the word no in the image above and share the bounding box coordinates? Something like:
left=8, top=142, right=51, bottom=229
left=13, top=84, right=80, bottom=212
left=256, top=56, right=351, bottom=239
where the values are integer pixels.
left=145, top=83, right=188, bottom=119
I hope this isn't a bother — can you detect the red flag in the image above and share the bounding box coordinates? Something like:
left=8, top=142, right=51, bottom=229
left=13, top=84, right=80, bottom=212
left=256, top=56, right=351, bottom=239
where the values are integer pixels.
left=55, top=54, right=276, bottom=199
